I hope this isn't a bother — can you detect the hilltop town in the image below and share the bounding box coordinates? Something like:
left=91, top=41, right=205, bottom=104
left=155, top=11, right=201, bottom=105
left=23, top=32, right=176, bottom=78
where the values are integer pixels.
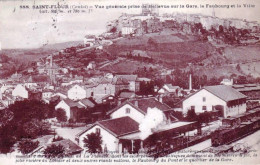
left=0, top=5, right=260, bottom=160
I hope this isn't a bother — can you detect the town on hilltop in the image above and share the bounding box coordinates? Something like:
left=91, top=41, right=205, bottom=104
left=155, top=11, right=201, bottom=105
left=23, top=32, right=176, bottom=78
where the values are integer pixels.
left=0, top=4, right=260, bottom=160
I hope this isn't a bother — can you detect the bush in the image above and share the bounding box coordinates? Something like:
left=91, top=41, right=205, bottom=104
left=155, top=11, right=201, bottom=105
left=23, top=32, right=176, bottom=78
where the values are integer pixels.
left=68, top=119, right=74, bottom=123
left=55, top=109, right=67, bottom=122
left=0, top=100, right=52, bottom=154
left=18, top=139, right=39, bottom=154
left=83, top=132, right=102, bottom=153
left=44, top=144, right=65, bottom=158
left=23, top=119, right=51, bottom=138
left=186, top=109, right=198, bottom=121
left=0, top=133, right=16, bottom=154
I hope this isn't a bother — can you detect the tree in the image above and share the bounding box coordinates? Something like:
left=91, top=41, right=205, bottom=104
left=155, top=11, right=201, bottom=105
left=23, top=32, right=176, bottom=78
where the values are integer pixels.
left=0, top=109, right=14, bottom=127
left=18, top=139, right=39, bottom=155
left=0, top=124, right=16, bottom=154
left=44, top=144, right=65, bottom=158
left=9, top=100, right=49, bottom=122
left=110, top=27, right=117, bottom=33
left=23, top=119, right=50, bottom=138
left=236, top=64, right=241, bottom=71
left=219, top=25, right=224, bottom=33
left=186, top=109, right=197, bottom=121
left=138, top=81, right=155, bottom=96
left=237, top=75, right=247, bottom=84
left=198, top=112, right=211, bottom=125
left=55, top=109, right=67, bottom=122
left=0, top=100, right=52, bottom=154
left=209, top=76, right=219, bottom=85
left=83, top=132, right=102, bottom=153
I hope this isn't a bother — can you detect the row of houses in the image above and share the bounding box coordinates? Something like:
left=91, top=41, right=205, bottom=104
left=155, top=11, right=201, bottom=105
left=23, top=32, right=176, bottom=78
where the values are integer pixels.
left=1, top=74, right=252, bottom=121
left=1, top=73, right=253, bottom=155
left=23, top=82, right=252, bottom=156
left=72, top=84, right=251, bottom=154
left=0, top=73, right=150, bottom=120
left=106, top=9, right=260, bottom=37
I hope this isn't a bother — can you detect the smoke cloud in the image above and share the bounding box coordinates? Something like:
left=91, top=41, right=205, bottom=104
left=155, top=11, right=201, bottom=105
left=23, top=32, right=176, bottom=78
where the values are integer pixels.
left=139, top=107, right=166, bottom=140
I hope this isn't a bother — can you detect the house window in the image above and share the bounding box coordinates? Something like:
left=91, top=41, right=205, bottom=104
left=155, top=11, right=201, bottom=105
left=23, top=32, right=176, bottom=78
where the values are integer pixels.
left=126, top=108, right=130, bottom=114
left=96, top=128, right=100, bottom=134
left=202, top=106, right=207, bottom=111
left=203, top=97, right=206, bottom=102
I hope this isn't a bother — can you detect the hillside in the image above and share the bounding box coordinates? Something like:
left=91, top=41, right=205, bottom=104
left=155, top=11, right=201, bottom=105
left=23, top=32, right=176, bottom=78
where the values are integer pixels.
left=1, top=41, right=83, bottom=62
left=105, top=32, right=260, bottom=79
left=0, top=41, right=83, bottom=78
left=41, top=41, right=83, bottom=51
left=224, top=44, right=260, bottom=63
left=106, top=32, right=219, bottom=66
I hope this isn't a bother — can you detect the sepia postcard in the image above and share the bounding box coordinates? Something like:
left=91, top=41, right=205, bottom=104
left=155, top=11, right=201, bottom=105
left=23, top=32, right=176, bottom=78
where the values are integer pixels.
left=0, top=0, right=260, bottom=164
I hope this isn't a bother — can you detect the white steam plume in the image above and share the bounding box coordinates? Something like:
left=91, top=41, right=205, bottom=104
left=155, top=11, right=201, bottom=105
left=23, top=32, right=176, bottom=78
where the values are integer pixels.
left=139, top=107, right=165, bottom=140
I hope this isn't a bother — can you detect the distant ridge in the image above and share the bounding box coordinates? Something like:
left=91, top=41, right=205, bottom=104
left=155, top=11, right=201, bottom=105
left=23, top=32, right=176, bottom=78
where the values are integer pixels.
left=41, top=40, right=83, bottom=50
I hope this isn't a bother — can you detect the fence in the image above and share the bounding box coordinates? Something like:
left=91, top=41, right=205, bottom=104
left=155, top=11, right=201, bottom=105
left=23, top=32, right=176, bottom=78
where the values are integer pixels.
left=52, top=122, right=86, bottom=128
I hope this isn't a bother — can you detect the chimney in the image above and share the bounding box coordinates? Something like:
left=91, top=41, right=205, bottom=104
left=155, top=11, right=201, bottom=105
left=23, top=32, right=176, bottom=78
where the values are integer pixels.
left=118, top=99, right=122, bottom=106
left=158, top=95, right=163, bottom=103
left=189, top=74, right=192, bottom=91
left=134, top=100, right=138, bottom=107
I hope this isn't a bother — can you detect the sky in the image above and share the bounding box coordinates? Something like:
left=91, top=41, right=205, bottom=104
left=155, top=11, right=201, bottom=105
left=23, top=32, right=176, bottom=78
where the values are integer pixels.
left=0, top=0, right=259, bottom=49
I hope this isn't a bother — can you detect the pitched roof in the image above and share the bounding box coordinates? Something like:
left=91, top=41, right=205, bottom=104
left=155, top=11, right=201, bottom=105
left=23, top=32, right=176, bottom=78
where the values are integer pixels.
left=97, top=117, right=139, bottom=137
left=55, top=89, right=67, bottom=96
left=115, top=75, right=138, bottom=81
left=34, top=135, right=53, bottom=147
left=99, top=77, right=112, bottom=84
left=101, top=94, right=114, bottom=100
left=108, top=97, right=172, bottom=115
left=236, top=86, right=260, bottom=92
left=76, top=117, right=139, bottom=138
left=32, top=75, right=50, bottom=83
left=114, top=78, right=129, bottom=85
left=48, top=139, right=83, bottom=155
left=183, top=85, right=247, bottom=103
left=203, top=85, right=247, bottom=102
left=129, top=98, right=171, bottom=114
left=118, top=91, right=135, bottom=99
left=63, top=99, right=84, bottom=108
left=165, top=84, right=180, bottom=90
left=79, top=98, right=95, bottom=108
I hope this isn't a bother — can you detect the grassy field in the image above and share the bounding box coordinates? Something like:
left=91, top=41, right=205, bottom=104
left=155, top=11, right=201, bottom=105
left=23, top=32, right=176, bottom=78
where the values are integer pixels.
left=106, top=33, right=217, bottom=65
left=240, top=61, right=260, bottom=78
left=100, top=60, right=159, bottom=74
left=114, top=32, right=196, bottom=46
left=193, top=65, right=242, bottom=78
left=223, top=44, right=260, bottom=63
